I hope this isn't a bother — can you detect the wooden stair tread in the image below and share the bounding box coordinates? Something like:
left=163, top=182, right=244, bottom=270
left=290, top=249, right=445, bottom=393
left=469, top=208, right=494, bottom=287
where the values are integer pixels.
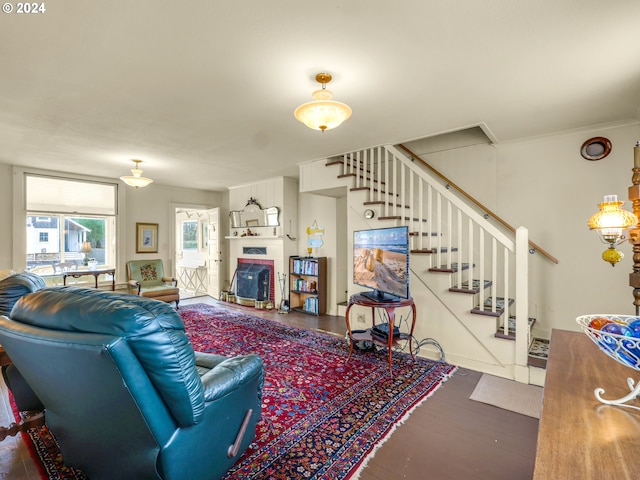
left=429, top=262, right=471, bottom=273
left=379, top=216, right=428, bottom=222
left=527, top=337, right=549, bottom=368
left=340, top=174, right=387, bottom=185
left=363, top=201, right=410, bottom=209
left=449, top=278, right=491, bottom=294
left=412, top=247, right=458, bottom=254
left=471, top=296, right=514, bottom=317
left=494, top=316, right=536, bottom=340
left=350, top=186, right=397, bottom=196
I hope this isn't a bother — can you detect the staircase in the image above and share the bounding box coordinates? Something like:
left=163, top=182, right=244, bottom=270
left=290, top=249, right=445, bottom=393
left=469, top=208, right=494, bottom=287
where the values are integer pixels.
left=321, top=144, right=550, bottom=385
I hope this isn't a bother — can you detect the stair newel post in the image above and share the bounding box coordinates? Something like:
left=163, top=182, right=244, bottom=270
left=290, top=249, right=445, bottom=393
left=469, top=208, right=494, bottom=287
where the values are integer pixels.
left=514, top=226, right=530, bottom=383
left=409, top=168, right=415, bottom=230
left=628, top=142, right=640, bottom=316
left=392, top=153, right=398, bottom=218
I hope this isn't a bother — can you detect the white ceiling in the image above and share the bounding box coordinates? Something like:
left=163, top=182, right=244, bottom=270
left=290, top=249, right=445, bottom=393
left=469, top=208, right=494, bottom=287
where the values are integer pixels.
left=2, top=0, right=640, bottom=191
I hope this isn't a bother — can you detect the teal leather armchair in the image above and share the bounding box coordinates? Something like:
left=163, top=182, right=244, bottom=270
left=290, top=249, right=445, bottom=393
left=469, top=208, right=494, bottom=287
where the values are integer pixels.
left=0, top=271, right=46, bottom=412
left=0, top=286, right=264, bottom=479
left=0, top=271, right=45, bottom=317
left=126, top=259, right=180, bottom=308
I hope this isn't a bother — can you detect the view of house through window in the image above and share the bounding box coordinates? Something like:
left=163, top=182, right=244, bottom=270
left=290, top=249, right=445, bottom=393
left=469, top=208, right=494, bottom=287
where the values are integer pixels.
left=27, top=215, right=115, bottom=275
left=24, top=174, right=118, bottom=277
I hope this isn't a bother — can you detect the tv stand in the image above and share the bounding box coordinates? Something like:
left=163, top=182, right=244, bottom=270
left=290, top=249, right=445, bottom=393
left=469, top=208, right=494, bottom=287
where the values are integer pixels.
left=361, top=290, right=401, bottom=303
left=345, top=293, right=416, bottom=375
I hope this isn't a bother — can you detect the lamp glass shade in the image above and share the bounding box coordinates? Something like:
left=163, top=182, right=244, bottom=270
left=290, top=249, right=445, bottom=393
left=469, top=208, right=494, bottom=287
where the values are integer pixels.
left=120, top=175, right=154, bottom=188
left=588, top=195, right=638, bottom=242
left=120, top=160, right=154, bottom=188
left=294, top=89, right=352, bottom=131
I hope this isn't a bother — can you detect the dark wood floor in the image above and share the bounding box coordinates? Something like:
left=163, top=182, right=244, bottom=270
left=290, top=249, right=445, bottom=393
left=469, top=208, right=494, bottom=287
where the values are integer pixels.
left=183, top=297, right=539, bottom=480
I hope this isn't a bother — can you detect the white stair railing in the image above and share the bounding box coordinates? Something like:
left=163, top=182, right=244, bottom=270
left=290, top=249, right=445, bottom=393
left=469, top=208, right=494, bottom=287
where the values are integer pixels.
left=337, top=144, right=531, bottom=372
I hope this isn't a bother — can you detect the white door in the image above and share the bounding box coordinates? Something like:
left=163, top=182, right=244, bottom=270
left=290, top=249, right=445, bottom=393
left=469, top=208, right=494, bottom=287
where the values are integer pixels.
left=206, top=208, right=221, bottom=298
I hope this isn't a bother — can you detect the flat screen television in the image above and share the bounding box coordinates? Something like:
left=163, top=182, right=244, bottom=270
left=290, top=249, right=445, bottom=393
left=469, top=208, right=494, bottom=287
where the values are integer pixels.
left=353, top=226, right=410, bottom=302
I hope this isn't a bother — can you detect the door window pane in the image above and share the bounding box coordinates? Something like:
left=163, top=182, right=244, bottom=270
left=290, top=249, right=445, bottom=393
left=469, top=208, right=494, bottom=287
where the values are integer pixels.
left=182, top=221, right=198, bottom=251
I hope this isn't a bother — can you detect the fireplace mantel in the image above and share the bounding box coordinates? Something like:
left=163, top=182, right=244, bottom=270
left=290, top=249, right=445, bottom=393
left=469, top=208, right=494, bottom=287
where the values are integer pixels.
left=225, top=236, right=284, bottom=241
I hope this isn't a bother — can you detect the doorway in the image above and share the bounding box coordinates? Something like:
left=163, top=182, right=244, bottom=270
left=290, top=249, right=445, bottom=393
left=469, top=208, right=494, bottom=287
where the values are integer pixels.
left=174, top=207, right=221, bottom=299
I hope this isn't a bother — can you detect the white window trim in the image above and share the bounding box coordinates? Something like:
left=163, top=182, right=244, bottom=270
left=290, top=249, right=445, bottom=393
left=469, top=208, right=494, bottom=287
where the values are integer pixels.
left=12, top=166, right=126, bottom=280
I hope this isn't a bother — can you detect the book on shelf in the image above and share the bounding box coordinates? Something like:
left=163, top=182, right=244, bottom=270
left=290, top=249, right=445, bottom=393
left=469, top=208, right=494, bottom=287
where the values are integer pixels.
left=292, top=258, right=319, bottom=276
left=304, top=297, right=318, bottom=314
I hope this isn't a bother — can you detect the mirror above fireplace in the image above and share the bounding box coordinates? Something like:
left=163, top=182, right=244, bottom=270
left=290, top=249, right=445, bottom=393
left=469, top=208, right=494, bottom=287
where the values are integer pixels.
left=230, top=197, right=279, bottom=228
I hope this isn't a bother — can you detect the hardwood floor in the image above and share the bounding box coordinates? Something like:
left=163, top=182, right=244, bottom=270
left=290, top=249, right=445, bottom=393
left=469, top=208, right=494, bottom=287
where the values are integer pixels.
left=0, top=296, right=538, bottom=479
left=183, top=297, right=539, bottom=480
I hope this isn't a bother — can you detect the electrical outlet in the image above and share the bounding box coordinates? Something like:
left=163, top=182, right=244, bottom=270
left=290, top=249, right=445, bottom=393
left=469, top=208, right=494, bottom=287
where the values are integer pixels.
left=356, top=314, right=366, bottom=324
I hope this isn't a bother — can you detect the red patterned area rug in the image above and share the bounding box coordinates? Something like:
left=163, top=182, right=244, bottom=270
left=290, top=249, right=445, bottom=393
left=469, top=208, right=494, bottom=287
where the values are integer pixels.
left=184, top=304, right=456, bottom=479
left=15, top=303, right=455, bottom=479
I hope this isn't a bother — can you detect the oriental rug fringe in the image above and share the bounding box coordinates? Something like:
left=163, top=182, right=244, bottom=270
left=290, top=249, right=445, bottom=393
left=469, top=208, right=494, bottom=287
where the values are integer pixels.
left=16, top=303, right=455, bottom=479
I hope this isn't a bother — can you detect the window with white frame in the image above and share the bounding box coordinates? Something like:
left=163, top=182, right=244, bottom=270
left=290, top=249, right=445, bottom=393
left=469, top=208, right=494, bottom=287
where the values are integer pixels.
left=25, top=174, right=118, bottom=276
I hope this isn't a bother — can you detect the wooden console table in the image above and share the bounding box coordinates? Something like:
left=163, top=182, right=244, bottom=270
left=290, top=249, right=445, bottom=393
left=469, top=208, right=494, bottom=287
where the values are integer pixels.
left=345, top=293, right=416, bottom=375
left=63, top=266, right=116, bottom=290
left=534, top=329, right=640, bottom=479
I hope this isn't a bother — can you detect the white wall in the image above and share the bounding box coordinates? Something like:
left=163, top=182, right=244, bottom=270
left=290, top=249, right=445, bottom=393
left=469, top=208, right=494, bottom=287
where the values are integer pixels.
left=497, top=124, right=640, bottom=334
left=0, top=164, right=12, bottom=268
left=123, top=184, right=222, bottom=279
left=413, top=123, right=640, bottom=335
left=4, top=121, right=639, bottom=334
left=297, top=193, right=342, bottom=315
left=1, top=166, right=222, bottom=285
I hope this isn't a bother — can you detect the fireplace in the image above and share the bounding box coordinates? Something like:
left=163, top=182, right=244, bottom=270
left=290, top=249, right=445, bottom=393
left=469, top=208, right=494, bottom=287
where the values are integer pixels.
left=234, top=259, right=274, bottom=306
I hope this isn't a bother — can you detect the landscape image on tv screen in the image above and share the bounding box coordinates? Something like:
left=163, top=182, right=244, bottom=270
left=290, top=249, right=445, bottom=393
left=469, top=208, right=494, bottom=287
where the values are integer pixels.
left=353, top=226, right=409, bottom=300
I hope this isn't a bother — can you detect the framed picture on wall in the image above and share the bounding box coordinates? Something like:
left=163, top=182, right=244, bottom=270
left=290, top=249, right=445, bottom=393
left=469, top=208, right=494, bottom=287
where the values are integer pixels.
left=136, top=223, right=158, bottom=253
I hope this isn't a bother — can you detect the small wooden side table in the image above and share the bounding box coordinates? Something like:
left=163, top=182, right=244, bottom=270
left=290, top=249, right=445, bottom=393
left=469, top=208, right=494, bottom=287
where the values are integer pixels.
left=345, top=293, right=416, bottom=375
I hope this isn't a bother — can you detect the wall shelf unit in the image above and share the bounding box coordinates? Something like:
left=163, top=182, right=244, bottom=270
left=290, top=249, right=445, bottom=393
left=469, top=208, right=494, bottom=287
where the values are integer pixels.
left=289, top=256, right=326, bottom=316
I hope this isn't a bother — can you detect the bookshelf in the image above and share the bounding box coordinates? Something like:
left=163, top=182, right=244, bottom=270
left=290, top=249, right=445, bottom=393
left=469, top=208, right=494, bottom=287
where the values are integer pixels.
left=289, top=256, right=327, bottom=315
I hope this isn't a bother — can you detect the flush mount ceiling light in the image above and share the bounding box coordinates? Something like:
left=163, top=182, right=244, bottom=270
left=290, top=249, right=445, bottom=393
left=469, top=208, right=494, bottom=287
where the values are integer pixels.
left=581, top=137, right=612, bottom=161
left=294, top=73, right=352, bottom=132
left=120, top=159, right=153, bottom=188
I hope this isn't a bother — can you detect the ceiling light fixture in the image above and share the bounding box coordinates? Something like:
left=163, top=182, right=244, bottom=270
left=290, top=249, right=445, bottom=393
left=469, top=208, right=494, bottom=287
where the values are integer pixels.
left=294, top=73, right=352, bottom=132
left=120, top=159, right=153, bottom=188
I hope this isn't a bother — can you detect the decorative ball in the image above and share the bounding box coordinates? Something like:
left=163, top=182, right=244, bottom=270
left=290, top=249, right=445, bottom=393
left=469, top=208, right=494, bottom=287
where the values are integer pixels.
left=628, top=319, right=640, bottom=337
left=601, top=323, right=633, bottom=337
left=589, top=317, right=615, bottom=330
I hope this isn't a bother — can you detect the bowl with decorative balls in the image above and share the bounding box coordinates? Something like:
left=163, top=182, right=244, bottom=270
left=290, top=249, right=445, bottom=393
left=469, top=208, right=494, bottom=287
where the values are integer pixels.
left=576, top=314, right=640, bottom=370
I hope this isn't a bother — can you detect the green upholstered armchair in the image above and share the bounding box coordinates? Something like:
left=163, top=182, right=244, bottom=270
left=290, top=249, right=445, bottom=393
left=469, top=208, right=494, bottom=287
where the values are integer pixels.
left=126, top=259, right=180, bottom=308
left=0, top=286, right=264, bottom=480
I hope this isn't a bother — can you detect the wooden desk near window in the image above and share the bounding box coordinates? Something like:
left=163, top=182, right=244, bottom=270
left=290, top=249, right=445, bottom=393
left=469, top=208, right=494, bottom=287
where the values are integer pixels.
left=534, top=329, right=640, bottom=480
left=63, top=266, right=116, bottom=291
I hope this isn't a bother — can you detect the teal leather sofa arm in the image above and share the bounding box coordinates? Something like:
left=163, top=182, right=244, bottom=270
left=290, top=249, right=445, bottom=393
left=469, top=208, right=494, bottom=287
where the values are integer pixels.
left=195, top=352, right=264, bottom=402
